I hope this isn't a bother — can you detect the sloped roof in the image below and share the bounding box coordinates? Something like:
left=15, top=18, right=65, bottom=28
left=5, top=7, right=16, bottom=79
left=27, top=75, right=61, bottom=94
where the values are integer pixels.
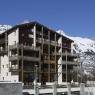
left=0, top=21, right=73, bottom=42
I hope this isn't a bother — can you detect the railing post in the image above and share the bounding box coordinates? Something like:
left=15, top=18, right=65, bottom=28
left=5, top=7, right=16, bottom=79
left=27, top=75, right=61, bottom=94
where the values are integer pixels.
left=34, top=80, right=39, bottom=95
left=80, top=83, right=85, bottom=95
left=52, top=81, right=57, bottom=95
left=67, top=83, right=71, bottom=95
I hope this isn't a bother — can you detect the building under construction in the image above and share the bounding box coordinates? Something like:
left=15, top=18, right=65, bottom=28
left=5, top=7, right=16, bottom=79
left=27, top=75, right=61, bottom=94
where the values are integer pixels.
left=0, top=21, right=79, bottom=85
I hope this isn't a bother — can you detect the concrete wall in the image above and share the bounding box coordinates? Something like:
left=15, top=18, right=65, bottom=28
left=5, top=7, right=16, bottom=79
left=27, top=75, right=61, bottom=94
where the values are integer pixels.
left=0, top=55, right=11, bottom=81
left=58, top=37, right=62, bottom=84
left=8, top=28, right=19, bottom=46
left=4, top=29, right=19, bottom=82
left=0, top=82, right=22, bottom=95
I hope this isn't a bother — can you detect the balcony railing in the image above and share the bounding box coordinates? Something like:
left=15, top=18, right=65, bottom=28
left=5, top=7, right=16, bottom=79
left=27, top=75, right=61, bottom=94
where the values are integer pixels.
left=36, top=38, right=42, bottom=43
left=50, top=60, right=55, bottom=64
left=9, top=67, right=18, bottom=72
left=62, top=70, right=74, bottom=73
left=50, top=69, right=55, bottom=72
left=50, top=41, right=56, bottom=46
left=36, top=31, right=42, bottom=35
left=23, top=45, right=40, bottom=51
left=43, top=39, right=49, bottom=44
left=62, top=52, right=79, bottom=57
left=62, top=61, right=79, bottom=66
left=9, top=55, right=40, bottom=61
left=9, top=44, right=40, bottom=51
left=52, top=52, right=61, bottom=55
left=0, top=49, right=7, bottom=55
left=0, top=38, right=5, bottom=44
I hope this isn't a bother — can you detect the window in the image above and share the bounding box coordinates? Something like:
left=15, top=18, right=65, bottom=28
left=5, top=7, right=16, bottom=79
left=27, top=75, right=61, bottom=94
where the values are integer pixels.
left=6, top=72, right=8, bottom=76
left=14, top=41, right=16, bottom=45
left=3, top=77, right=4, bottom=80
left=2, top=65, right=4, bottom=68
left=14, top=31, right=16, bottom=36
left=31, top=29, right=34, bottom=32
left=22, top=33, right=24, bottom=37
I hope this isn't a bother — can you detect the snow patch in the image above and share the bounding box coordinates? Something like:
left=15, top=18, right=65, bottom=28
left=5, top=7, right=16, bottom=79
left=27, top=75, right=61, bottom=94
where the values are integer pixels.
left=0, top=25, right=12, bottom=34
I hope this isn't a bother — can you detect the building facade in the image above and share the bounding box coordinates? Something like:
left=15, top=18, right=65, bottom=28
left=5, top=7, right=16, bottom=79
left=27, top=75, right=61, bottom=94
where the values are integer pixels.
left=0, top=21, right=79, bottom=85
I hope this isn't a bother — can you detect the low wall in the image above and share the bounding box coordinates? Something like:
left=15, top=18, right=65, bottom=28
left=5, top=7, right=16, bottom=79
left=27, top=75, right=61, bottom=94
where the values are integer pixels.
left=0, top=82, right=22, bottom=95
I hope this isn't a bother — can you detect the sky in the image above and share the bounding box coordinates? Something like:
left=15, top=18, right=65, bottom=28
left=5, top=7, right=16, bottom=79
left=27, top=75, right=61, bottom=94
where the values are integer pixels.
left=0, top=0, right=95, bottom=38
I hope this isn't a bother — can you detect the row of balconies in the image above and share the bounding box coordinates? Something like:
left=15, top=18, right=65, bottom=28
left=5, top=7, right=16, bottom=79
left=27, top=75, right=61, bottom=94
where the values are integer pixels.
left=9, top=44, right=78, bottom=57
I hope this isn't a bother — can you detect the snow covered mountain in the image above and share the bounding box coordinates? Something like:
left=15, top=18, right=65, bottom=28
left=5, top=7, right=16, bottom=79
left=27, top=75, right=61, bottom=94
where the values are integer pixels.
left=70, top=36, right=95, bottom=75
left=57, top=30, right=95, bottom=75
left=0, top=25, right=12, bottom=34
left=70, top=37, right=95, bottom=53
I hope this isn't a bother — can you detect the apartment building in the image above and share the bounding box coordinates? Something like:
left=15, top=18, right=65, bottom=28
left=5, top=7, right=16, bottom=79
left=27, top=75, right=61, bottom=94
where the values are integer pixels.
left=0, top=21, right=79, bottom=85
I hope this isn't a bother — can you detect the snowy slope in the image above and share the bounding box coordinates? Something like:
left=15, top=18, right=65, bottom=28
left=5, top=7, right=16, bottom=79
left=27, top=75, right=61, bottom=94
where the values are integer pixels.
left=70, top=36, right=95, bottom=74
left=70, top=37, right=95, bottom=53
left=0, top=25, right=12, bottom=34
left=57, top=30, right=95, bottom=74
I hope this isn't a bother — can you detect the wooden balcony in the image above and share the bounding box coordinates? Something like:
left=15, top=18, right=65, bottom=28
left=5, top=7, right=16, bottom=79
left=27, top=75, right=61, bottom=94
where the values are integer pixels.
left=50, top=41, right=56, bottom=46
left=62, top=61, right=79, bottom=66
left=0, top=38, right=5, bottom=44
left=9, top=55, right=40, bottom=61
left=36, top=38, right=42, bottom=43
left=50, top=69, right=55, bottom=72
left=10, top=68, right=18, bottom=72
left=62, top=70, right=74, bottom=73
left=43, top=59, right=49, bottom=63
left=9, top=44, right=40, bottom=51
left=43, top=39, right=49, bottom=44
left=50, top=60, right=55, bottom=64
left=0, top=50, right=7, bottom=55
left=56, top=42, right=61, bottom=47
left=23, top=45, right=40, bottom=51
left=62, top=46, right=71, bottom=50
left=52, top=52, right=61, bottom=55
left=62, top=52, right=79, bottom=58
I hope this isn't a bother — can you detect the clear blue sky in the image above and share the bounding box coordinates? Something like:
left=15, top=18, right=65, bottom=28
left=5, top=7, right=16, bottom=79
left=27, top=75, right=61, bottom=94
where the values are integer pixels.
left=0, top=0, right=95, bottom=37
